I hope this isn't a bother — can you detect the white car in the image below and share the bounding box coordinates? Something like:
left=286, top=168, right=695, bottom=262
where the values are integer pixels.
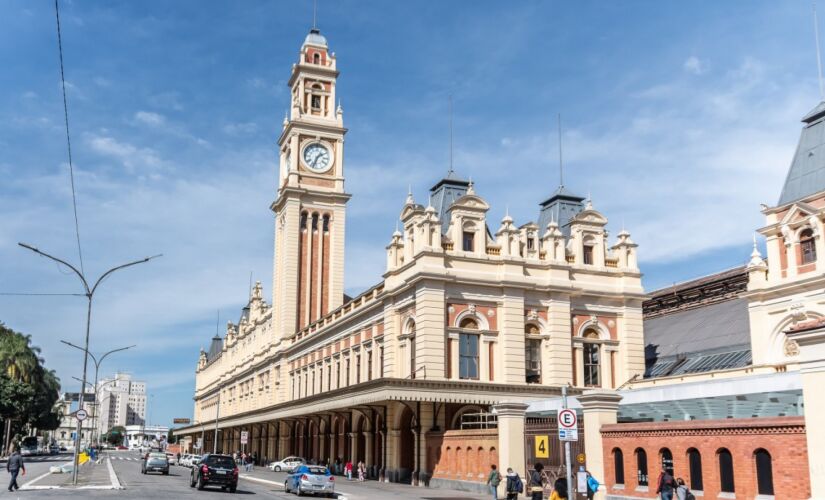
left=189, top=454, right=202, bottom=468
left=180, top=454, right=192, bottom=467
left=269, top=456, right=304, bottom=472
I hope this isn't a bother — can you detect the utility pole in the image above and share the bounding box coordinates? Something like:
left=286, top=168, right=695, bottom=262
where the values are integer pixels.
left=561, top=385, right=573, bottom=497
left=18, top=242, right=159, bottom=484
left=213, top=389, right=221, bottom=454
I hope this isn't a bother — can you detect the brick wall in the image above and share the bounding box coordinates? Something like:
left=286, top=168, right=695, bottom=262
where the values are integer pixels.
left=428, top=429, right=499, bottom=484
left=600, top=417, right=810, bottom=500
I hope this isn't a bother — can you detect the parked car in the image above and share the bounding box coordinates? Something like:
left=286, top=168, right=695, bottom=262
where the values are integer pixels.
left=268, top=456, right=304, bottom=472
left=49, top=445, right=60, bottom=455
left=142, top=453, right=170, bottom=475
left=179, top=454, right=192, bottom=467
left=115, top=445, right=128, bottom=450
left=285, top=465, right=334, bottom=497
left=190, top=455, right=203, bottom=468
left=189, top=454, right=238, bottom=492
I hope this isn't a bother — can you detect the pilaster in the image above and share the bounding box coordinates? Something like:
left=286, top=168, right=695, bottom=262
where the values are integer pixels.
left=578, top=390, right=622, bottom=500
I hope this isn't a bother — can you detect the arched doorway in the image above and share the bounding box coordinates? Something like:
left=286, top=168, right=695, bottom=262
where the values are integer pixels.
left=398, top=407, right=415, bottom=484
left=356, top=417, right=366, bottom=463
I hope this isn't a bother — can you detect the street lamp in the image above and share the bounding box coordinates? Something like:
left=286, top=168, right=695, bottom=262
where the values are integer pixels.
left=18, top=242, right=159, bottom=484
left=61, top=341, right=136, bottom=445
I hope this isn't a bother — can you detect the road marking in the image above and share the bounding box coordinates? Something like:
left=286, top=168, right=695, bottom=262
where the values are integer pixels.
left=240, top=474, right=283, bottom=486
left=20, top=459, right=74, bottom=490
left=107, top=457, right=123, bottom=489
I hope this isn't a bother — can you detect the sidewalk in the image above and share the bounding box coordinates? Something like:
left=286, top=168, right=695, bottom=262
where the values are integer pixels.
left=21, top=454, right=121, bottom=490
left=238, top=467, right=486, bottom=500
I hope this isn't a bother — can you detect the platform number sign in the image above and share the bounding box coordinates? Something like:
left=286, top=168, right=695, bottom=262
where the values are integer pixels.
left=558, top=409, right=578, bottom=441
left=240, top=431, right=249, bottom=445
left=534, top=435, right=550, bottom=458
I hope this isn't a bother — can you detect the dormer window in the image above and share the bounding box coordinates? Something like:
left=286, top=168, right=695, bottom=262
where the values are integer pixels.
left=801, top=229, right=816, bottom=264
left=583, top=245, right=594, bottom=265
left=462, top=231, right=475, bottom=252
left=527, top=237, right=535, bottom=251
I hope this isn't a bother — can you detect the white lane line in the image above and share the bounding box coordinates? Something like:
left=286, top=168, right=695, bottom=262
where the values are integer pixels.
left=107, top=457, right=123, bottom=489
left=239, top=474, right=283, bottom=486
left=20, top=459, right=74, bottom=489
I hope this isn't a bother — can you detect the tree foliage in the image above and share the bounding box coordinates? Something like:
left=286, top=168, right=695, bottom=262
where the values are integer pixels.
left=105, top=425, right=126, bottom=445
left=0, top=323, right=62, bottom=434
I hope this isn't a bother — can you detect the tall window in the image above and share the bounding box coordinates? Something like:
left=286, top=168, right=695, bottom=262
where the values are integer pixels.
left=462, top=231, right=475, bottom=252
left=613, top=448, right=625, bottom=485
left=459, top=334, right=479, bottom=379
left=801, top=229, right=817, bottom=264
left=311, top=94, right=321, bottom=109
left=379, top=346, right=384, bottom=378
left=356, top=354, right=361, bottom=384
left=660, top=448, right=674, bottom=476
left=410, top=336, right=416, bottom=379
left=322, top=214, right=330, bottom=232
left=313, top=53, right=320, bottom=64
left=525, top=338, right=541, bottom=384
left=300, top=212, right=308, bottom=229
left=635, top=448, right=648, bottom=487
left=367, top=351, right=373, bottom=381
left=583, top=342, right=600, bottom=387
left=583, top=244, right=594, bottom=264
left=687, top=448, right=703, bottom=491
left=755, top=449, right=774, bottom=496
left=527, top=236, right=535, bottom=251
left=718, top=448, right=735, bottom=493
left=336, top=361, right=341, bottom=388
left=345, top=358, right=351, bottom=386
left=327, top=363, right=332, bottom=390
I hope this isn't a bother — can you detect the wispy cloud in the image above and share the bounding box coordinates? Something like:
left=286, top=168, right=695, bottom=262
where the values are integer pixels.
left=683, top=56, right=709, bottom=75
left=134, top=111, right=166, bottom=127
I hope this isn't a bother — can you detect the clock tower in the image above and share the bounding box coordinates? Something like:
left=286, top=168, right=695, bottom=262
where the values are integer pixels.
left=271, top=28, right=350, bottom=340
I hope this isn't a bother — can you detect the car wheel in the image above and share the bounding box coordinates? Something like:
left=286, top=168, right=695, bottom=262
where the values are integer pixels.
left=189, top=474, right=195, bottom=488
left=284, top=480, right=290, bottom=493
left=275, top=465, right=281, bottom=472
left=197, top=475, right=205, bottom=490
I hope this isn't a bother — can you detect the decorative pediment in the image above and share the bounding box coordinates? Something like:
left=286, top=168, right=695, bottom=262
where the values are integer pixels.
left=571, top=208, right=607, bottom=226
left=449, top=193, right=490, bottom=213
left=400, top=203, right=425, bottom=221
left=779, top=202, right=818, bottom=226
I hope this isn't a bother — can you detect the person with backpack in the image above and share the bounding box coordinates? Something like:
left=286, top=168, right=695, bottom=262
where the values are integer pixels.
left=486, top=464, right=502, bottom=500
left=505, top=467, right=523, bottom=499
left=656, top=466, right=676, bottom=500
left=528, top=463, right=546, bottom=500
left=675, top=477, right=696, bottom=500
left=586, top=471, right=600, bottom=500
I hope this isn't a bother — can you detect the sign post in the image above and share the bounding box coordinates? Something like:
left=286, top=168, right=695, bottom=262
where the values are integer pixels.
left=560, top=386, right=575, bottom=496
left=240, top=430, right=248, bottom=454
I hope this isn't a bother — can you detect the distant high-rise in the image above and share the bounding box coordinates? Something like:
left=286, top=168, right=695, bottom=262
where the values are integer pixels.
left=96, top=372, right=147, bottom=435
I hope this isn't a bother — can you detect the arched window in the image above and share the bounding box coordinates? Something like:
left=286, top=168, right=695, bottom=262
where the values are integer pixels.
left=313, top=53, right=320, bottom=64
left=459, top=317, right=479, bottom=329
left=755, top=449, right=774, bottom=496
left=660, top=448, right=674, bottom=476
left=462, top=230, right=475, bottom=252
left=322, top=214, right=330, bottom=232
left=583, top=343, right=600, bottom=387
left=300, top=211, right=308, bottom=229
left=687, top=448, right=703, bottom=492
left=635, top=448, right=648, bottom=486
left=525, top=334, right=541, bottom=384
left=583, top=244, right=594, bottom=264
left=801, top=228, right=817, bottom=264
left=311, top=213, right=319, bottom=231
left=613, top=448, right=625, bottom=485
left=718, top=448, right=735, bottom=493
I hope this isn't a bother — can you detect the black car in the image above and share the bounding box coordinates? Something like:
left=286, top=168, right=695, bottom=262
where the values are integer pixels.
left=190, top=454, right=238, bottom=492
left=142, top=453, right=170, bottom=475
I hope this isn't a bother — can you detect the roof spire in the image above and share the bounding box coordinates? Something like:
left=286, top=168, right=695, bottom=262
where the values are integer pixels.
left=557, top=113, right=564, bottom=187
left=815, top=2, right=825, bottom=100
left=448, top=94, right=454, bottom=177
left=312, top=0, right=318, bottom=29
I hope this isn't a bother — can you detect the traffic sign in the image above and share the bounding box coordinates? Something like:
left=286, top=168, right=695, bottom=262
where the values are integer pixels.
left=240, top=431, right=248, bottom=445
left=534, top=435, right=549, bottom=458
left=76, top=409, right=88, bottom=421
left=558, top=409, right=578, bottom=441
left=576, top=453, right=586, bottom=464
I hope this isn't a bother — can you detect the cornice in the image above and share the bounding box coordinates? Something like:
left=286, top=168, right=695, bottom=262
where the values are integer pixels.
left=277, top=120, right=347, bottom=146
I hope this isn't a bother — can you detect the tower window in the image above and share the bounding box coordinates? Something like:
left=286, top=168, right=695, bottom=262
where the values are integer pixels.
left=583, top=244, right=594, bottom=264
left=458, top=333, right=479, bottom=380
left=313, top=53, right=320, bottom=64
left=462, top=231, right=475, bottom=252
left=527, top=237, right=535, bottom=251
left=322, top=214, right=330, bottom=232
left=525, top=338, right=541, bottom=383
left=311, top=95, right=321, bottom=109
left=311, top=213, right=319, bottom=231
left=300, top=212, right=308, bottom=230
left=801, top=229, right=816, bottom=264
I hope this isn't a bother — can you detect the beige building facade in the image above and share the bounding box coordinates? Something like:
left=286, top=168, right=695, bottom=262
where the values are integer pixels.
left=176, top=27, right=646, bottom=487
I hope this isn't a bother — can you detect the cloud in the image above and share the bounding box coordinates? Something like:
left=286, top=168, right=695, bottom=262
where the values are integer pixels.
left=87, top=133, right=164, bottom=173
left=222, top=122, right=258, bottom=136
left=683, top=56, right=708, bottom=75
left=134, top=111, right=166, bottom=127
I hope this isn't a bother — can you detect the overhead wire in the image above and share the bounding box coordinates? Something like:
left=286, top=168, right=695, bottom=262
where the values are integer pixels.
left=54, top=0, right=85, bottom=278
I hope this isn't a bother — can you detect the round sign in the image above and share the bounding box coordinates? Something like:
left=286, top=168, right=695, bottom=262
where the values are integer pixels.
left=76, top=409, right=88, bottom=421
left=577, top=453, right=586, bottom=464
left=558, top=409, right=577, bottom=429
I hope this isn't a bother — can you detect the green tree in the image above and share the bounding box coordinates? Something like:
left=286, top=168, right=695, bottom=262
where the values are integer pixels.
left=105, top=426, right=126, bottom=446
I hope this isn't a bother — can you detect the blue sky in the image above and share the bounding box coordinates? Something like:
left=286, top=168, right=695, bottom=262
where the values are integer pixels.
left=0, top=0, right=819, bottom=427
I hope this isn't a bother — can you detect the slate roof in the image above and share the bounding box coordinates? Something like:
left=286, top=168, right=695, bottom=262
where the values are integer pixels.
left=778, top=101, right=825, bottom=206
left=537, top=185, right=585, bottom=237
left=429, top=173, right=470, bottom=235
left=207, top=335, right=223, bottom=362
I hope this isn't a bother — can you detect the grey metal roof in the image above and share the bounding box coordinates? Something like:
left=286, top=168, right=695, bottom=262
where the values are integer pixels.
left=207, top=335, right=223, bottom=362
left=429, top=173, right=470, bottom=234
left=304, top=28, right=327, bottom=48
left=537, top=185, right=585, bottom=237
left=778, top=101, right=825, bottom=206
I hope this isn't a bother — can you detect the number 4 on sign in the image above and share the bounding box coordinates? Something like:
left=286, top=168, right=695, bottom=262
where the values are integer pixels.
left=534, top=435, right=550, bottom=458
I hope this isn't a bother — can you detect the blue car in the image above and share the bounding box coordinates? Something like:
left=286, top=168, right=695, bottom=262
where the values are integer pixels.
left=284, top=465, right=335, bottom=497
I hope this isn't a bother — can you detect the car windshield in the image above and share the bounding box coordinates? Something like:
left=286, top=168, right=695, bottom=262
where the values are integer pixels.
left=148, top=458, right=166, bottom=464
left=295, top=465, right=329, bottom=475
left=205, top=456, right=235, bottom=468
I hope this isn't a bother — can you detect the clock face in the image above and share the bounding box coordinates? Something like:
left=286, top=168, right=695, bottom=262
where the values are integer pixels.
left=302, top=142, right=332, bottom=172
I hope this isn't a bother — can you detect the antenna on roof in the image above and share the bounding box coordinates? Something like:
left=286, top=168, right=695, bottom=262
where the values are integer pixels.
left=448, top=94, right=454, bottom=177
left=216, top=310, right=220, bottom=337
left=815, top=2, right=825, bottom=100
left=557, top=113, right=564, bottom=187
left=248, top=271, right=253, bottom=301
left=312, top=0, right=318, bottom=29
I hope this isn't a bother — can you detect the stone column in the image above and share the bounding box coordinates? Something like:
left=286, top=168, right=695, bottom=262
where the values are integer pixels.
left=787, top=322, right=825, bottom=500
left=494, top=401, right=529, bottom=495
left=578, top=390, right=623, bottom=500
left=348, top=432, right=358, bottom=462
left=363, top=431, right=374, bottom=470
left=601, top=345, right=613, bottom=389
left=574, top=345, right=585, bottom=387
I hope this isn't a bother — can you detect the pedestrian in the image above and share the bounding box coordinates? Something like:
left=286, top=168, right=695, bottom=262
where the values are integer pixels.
left=505, top=467, right=523, bottom=500
left=675, top=477, right=695, bottom=500
left=550, top=477, right=568, bottom=500
left=345, top=460, right=353, bottom=480
left=486, top=464, right=502, bottom=500
left=656, top=466, right=676, bottom=500
left=357, top=460, right=365, bottom=481
left=247, top=453, right=255, bottom=472
left=528, top=463, right=545, bottom=500
left=6, top=447, right=25, bottom=492
left=176, top=452, right=181, bottom=465
left=586, top=470, right=600, bottom=500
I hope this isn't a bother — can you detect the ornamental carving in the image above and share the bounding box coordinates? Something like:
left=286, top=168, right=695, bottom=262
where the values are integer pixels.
left=784, top=338, right=800, bottom=357
left=487, top=309, right=495, bottom=318
left=527, top=309, right=538, bottom=321
left=608, top=319, right=616, bottom=328
left=468, top=304, right=477, bottom=314
left=790, top=303, right=807, bottom=322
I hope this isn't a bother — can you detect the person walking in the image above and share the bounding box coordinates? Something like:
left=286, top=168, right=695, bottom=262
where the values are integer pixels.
left=486, top=464, right=502, bottom=500
left=550, top=477, right=568, bottom=500
left=357, top=460, right=365, bottom=481
left=345, top=460, right=353, bottom=480
left=586, top=471, right=600, bottom=500
left=675, top=478, right=694, bottom=500
left=656, top=466, right=676, bottom=500
left=504, top=467, right=523, bottom=500
left=528, top=463, right=545, bottom=500
left=6, top=447, right=25, bottom=492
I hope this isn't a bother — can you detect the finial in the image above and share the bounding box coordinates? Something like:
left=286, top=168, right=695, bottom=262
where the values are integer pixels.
left=749, top=233, right=765, bottom=267
left=467, top=177, right=475, bottom=195
left=557, top=113, right=564, bottom=187
left=336, top=100, right=343, bottom=115
left=283, top=110, right=289, bottom=126
left=585, top=191, right=593, bottom=210
left=405, top=185, right=414, bottom=205
left=393, top=220, right=402, bottom=238
left=815, top=2, right=825, bottom=100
